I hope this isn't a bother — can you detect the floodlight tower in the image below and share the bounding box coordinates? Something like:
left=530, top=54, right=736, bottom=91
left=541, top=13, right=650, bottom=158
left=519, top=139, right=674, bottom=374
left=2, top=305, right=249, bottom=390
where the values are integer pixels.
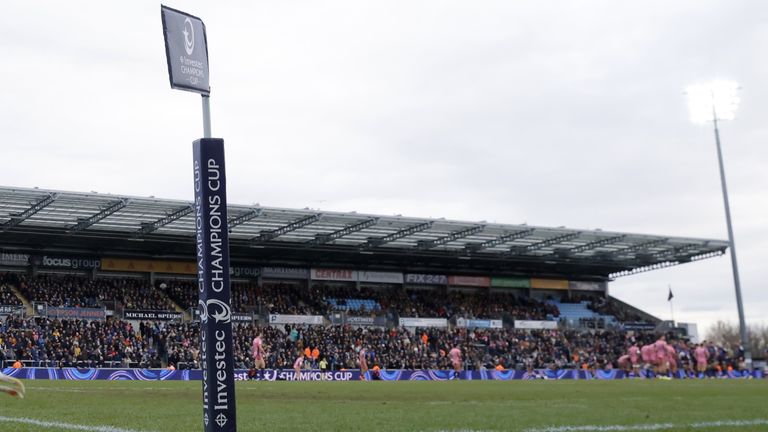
left=686, top=80, right=750, bottom=369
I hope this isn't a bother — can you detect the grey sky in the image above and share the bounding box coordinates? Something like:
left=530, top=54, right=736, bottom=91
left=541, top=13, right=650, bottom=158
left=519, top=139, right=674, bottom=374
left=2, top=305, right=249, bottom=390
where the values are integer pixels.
left=2, top=0, right=766, bottom=333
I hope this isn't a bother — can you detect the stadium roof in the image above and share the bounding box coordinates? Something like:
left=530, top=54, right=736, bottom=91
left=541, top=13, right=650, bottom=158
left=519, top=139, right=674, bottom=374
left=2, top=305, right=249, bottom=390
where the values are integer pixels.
left=0, top=186, right=728, bottom=280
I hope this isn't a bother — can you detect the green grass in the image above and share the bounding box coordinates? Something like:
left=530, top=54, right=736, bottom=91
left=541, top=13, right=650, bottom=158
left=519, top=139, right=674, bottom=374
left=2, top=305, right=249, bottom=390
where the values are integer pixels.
left=0, top=379, right=766, bottom=431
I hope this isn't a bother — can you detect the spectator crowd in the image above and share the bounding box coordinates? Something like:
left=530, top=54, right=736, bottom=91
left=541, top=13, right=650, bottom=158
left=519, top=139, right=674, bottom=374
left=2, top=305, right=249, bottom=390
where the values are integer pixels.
left=0, top=315, right=751, bottom=376
left=2, top=271, right=750, bottom=376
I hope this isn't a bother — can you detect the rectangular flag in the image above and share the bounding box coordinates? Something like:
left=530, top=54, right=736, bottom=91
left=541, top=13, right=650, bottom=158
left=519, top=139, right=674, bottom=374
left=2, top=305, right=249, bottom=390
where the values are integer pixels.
left=161, top=5, right=210, bottom=94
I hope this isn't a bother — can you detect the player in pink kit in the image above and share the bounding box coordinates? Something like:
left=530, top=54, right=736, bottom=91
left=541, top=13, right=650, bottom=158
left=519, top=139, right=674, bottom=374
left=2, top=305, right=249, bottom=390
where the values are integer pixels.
left=293, top=352, right=304, bottom=381
left=449, top=346, right=462, bottom=380
left=640, top=342, right=656, bottom=377
left=665, top=341, right=678, bottom=376
left=617, top=354, right=631, bottom=372
left=252, top=332, right=266, bottom=380
left=628, top=343, right=641, bottom=375
left=0, top=371, right=25, bottom=398
left=358, top=347, right=368, bottom=381
left=654, top=336, right=670, bottom=378
left=694, top=343, right=709, bottom=377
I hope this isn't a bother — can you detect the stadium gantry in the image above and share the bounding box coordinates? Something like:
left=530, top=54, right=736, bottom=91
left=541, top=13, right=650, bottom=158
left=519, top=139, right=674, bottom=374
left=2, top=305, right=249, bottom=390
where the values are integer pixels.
left=0, top=186, right=727, bottom=281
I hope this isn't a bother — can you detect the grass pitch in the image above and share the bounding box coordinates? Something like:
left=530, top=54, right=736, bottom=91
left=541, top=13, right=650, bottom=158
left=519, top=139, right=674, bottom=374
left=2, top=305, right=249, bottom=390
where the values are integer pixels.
left=0, top=379, right=766, bottom=431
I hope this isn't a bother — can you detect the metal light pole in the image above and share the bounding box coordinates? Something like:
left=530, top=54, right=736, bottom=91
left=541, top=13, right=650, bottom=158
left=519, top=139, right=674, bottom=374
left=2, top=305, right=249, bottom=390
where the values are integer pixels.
left=687, top=80, right=751, bottom=369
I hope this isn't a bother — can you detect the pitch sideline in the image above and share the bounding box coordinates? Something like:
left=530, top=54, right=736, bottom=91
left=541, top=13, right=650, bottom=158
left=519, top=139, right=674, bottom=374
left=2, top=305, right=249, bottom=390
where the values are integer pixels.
left=524, top=418, right=768, bottom=432
left=0, top=415, right=155, bottom=432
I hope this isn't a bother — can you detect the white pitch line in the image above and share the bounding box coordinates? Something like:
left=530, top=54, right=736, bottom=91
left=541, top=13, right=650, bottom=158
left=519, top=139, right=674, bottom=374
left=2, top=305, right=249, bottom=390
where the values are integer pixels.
left=0, top=416, right=155, bottom=432
left=526, top=419, right=768, bottom=432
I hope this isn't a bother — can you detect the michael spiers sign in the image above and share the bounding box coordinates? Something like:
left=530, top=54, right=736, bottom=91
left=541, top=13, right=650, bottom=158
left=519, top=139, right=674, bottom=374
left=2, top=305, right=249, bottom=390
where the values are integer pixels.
left=193, top=138, right=236, bottom=431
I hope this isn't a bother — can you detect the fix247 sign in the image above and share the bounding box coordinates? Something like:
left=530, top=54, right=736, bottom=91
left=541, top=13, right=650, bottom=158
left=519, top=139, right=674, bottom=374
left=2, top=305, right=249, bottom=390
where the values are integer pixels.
left=161, top=5, right=210, bottom=94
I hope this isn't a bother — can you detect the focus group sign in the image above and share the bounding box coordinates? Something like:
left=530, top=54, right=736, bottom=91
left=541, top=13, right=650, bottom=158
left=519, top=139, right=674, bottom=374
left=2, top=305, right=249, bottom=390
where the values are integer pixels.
left=161, top=5, right=210, bottom=94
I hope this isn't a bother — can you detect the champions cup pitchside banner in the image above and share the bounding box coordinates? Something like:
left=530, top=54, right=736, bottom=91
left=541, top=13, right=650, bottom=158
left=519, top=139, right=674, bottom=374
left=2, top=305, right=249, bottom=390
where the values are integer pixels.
left=193, top=138, right=236, bottom=431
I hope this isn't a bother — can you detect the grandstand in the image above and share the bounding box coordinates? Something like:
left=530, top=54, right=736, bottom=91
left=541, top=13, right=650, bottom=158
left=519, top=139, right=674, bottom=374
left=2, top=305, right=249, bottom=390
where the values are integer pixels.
left=0, top=185, right=739, bottom=374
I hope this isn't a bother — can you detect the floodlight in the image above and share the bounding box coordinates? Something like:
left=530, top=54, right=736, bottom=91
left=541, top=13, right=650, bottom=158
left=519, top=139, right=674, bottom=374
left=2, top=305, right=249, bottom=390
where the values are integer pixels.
left=685, top=79, right=751, bottom=369
left=686, top=80, right=740, bottom=124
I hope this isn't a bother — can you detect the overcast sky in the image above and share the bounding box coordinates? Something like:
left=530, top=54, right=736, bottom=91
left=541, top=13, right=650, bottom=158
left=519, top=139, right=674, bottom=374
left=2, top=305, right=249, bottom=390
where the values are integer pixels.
left=2, top=0, right=766, bottom=335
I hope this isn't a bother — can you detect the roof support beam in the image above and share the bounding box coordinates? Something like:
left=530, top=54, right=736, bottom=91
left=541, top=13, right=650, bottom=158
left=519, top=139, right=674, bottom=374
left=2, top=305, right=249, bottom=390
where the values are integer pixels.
left=252, top=213, right=321, bottom=243
left=607, top=238, right=669, bottom=258
left=1, top=193, right=58, bottom=232
left=360, top=221, right=433, bottom=249
left=465, top=228, right=535, bottom=253
left=228, top=208, right=262, bottom=229
left=311, top=218, right=379, bottom=246
left=134, top=205, right=194, bottom=237
left=67, top=199, right=129, bottom=234
left=508, top=232, right=581, bottom=255
left=650, top=243, right=700, bottom=261
left=565, top=234, right=626, bottom=254
left=418, top=225, right=484, bottom=250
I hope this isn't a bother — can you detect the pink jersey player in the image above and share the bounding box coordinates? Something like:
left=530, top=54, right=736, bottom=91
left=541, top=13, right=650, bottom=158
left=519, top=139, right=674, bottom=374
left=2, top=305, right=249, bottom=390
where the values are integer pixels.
left=293, top=355, right=304, bottom=380
left=252, top=336, right=264, bottom=360
left=617, top=355, right=631, bottom=370
left=358, top=348, right=368, bottom=380
left=654, top=338, right=668, bottom=363
left=448, top=346, right=462, bottom=380
left=665, top=344, right=677, bottom=371
left=628, top=345, right=640, bottom=366
left=641, top=344, right=655, bottom=365
left=449, top=347, right=462, bottom=366
left=694, top=345, right=709, bottom=372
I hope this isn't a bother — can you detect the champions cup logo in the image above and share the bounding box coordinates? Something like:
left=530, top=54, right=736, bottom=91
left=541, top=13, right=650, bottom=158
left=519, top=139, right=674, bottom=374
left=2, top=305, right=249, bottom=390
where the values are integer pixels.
left=198, top=299, right=231, bottom=323
left=182, top=17, right=195, bottom=55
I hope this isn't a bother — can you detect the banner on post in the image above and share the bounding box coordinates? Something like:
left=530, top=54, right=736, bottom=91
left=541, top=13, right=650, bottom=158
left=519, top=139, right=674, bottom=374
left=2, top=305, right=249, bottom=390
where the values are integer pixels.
left=193, top=138, right=236, bottom=431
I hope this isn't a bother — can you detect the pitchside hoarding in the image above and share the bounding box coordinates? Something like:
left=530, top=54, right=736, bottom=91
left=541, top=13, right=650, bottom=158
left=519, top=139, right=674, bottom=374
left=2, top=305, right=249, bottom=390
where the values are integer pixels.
left=161, top=5, right=210, bottom=94
left=3, top=367, right=763, bottom=381
left=193, top=138, right=236, bottom=431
